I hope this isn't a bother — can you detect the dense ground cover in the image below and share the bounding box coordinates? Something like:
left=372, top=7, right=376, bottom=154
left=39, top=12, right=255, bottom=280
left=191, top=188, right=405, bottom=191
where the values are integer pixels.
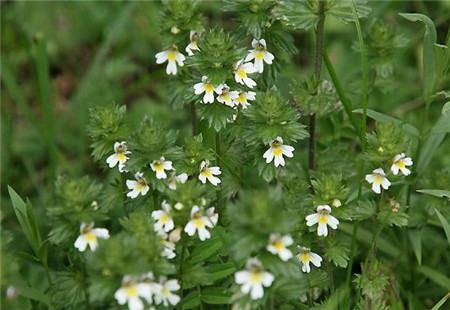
left=1, top=1, right=450, bottom=309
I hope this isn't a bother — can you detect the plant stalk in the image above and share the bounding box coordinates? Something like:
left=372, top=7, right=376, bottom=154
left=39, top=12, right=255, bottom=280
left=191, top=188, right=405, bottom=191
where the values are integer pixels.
left=215, top=131, right=223, bottom=208
left=190, top=101, right=198, bottom=135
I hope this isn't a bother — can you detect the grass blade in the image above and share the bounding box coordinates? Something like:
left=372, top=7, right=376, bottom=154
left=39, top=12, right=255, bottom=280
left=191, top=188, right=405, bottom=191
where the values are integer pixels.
left=434, top=208, right=450, bottom=248
left=417, top=265, right=450, bottom=290
left=408, top=229, right=422, bottom=265
left=431, top=293, right=450, bottom=310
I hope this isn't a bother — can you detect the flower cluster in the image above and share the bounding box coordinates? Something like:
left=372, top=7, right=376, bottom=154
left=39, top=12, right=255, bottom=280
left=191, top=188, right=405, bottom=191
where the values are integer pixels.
left=365, top=153, right=413, bottom=194
left=114, top=273, right=180, bottom=310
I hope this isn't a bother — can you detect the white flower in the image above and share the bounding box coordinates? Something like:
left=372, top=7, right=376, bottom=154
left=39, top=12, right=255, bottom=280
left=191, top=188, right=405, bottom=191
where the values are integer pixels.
left=297, top=247, right=322, bottom=273
left=198, top=160, right=221, bottom=186
left=114, top=276, right=153, bottom=310
left=185, top=30, right=201, bottom=56
left=168, top=172, right=188, bottom=190
left=126, top=172, right=150, bottom=199
left=234, top=258, right=274, bottom=300
left=184, top=205, right=218, bottom=241
left=193, top=76, right=220, bottom=104
left=216, top=84, right=238, bottom=107
left=106, top=141, right=130, bottom=172
left=331, top=199, right=342, bottom=208
left=234, top=90, right=256, bottom=109
left=234, top=60, right=256, bottom=88
left=365, top=168, right=391, bottom=194
left=150, top=156, right=173, bottom=179
left=266, top=234, right=293, bottom=261
left=74, top=222, right=109, bottom=252
left=155, top=47, right=185, bottom=75
left=154, top=277, right=180, bottom=307
left=161, top=239, right=176, bottom=259
left=391, top=153, right=413, bottom=176
left=305, top=205, right=339, bottom=237
left=151, top=200, right=174, bottom=233
left=263, top=136, right=295, bottom=167
left=245, top=39, right=274, bottom=73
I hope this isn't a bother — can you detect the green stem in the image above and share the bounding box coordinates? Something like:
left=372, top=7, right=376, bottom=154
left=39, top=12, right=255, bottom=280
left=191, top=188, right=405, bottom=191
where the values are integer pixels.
left=190, top=102, right=198, bottom=136
left=178, top=244, right=186, bottom=310
left=352, top=0, right=369, bottom=150
left=215, top=131, right=223, bottom=208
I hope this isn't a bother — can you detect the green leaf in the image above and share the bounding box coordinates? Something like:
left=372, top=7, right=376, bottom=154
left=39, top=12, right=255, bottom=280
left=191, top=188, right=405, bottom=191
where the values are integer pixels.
left=17, top=285, right=51, bottom=306
left=204, top=263, right=236, bottom=282
left=399, top=13, right=437, bottom=100
left=417, top=265, right=450, bottom=290
left=434, top=208, right=450, bottom=248
left=182, top=291, right=201, bottom=310
left=8, top=186, right=44, bottom=259
left=353, top=108, right=419, bottom=137
left=431, top=293, right=450, bottom=310
left=189, top=236, right=224, bottom=264
left=408, top=229, right=422, bottom=265
left=325, top=244, right=350, bottom=268
left=198, top=103, right=236, bottom=132
left=417, top=110, right=450, bottom=175
left=417, top=189, right=450, bottom=200
left=201, top=287, right=231, bottom=305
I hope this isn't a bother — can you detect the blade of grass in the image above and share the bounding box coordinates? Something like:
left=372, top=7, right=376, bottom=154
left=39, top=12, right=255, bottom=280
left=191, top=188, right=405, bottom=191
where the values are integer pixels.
left=431, top=293, right=450, bottom=310
left=417, top=266, right=450, bottom=290
left=33, top=33, right=57, bottom=188
left=434, top=208, right=450, bottom=248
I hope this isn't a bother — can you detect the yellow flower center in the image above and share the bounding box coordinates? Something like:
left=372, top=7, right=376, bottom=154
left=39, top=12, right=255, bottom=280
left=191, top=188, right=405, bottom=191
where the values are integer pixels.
left=272, top=146, right=282, bottom=156
left=272, top=240, right=285, bottom=251
left=84, top=232, right=97, bottom=242
left=201, top=168, right=212, bottom=178
left=153, top=162, right=164, bottom=172
left=117, top=153, right=127, bottom=162
left=373, top=174, right=383, bottom=185
left=160, top=213, right=171, bottom=224
left=238, top=93, right=246, bottom=103
left=237, top=67, right=247, bottom=78
left=193, top=217, right=205, bottom=228
left=162, top=286, right=170, bottom=296
left=221, top=92, right=230, bottom=101
left=167, top=50, right=177, bottom=61
left=125, top=286, right=138, bottom=297
left=298, top=253, right=310, bottom=264
left=318, top=214, right=328, bottom=224
left=395, top=160, right=405, bottom=168
left=204, top=83, right=214, bottom=93
left=249, top=271, right=263, bottom=284
left=255, top=50, right=265, bottom=60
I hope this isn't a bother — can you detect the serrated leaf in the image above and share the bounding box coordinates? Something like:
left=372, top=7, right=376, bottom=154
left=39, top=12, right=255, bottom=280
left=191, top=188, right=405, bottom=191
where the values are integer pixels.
left=198, top=103, right=236, bottom=132
left=204, top=263, right=236, bottom=282
left=189, top=236, right=224, bottom=264
left=325, top=244, right=350, bottom=268
left=182, top=291, right=201, bottom=310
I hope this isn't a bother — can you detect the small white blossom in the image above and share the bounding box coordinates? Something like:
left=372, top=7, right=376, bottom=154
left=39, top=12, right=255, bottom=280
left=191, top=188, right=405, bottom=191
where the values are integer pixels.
left=263, top=136, right=295, bottom=167
left=216, top=84, right=238, bottom=107
left=234, top=60, right=256, bottom=88
left=114, top=276, right=154, bottom=310
left=234, top=90, right=256, bottom=109
left=106, top=141, right=130, bottom=172
left=266, top=234, right=293, bottom=261
left=126, top=172, right=150, bottom=199
left=198, top=160, right=221, bottom=186
left=74, top=222, right=109, bottom=252
left=193, top=76, right=220, bottom=104
left=305, top=205, right=339, bottom=237
left=185, top=30, right=201, bottom=56
left=184, top=205, right=218, bottom=241
left=155, top=47, right=185, bottom=75
left=234, top=258, right=274, bottom=300
left=152, top=200, right=174, bottom=233
left=297, top=247, right=322, bottom=273
left=150, top=156, right=173, bottom=179
left=169, top=227, right=182, bottom=243
left=161, top=239, right=176, bottom=259
left=391, top=153, right=413, bottom=176
left=168, top=172, right=188, bottom=190
left=154, top=277, right=181, bottom=307
left=245, top=39, right=274, bottom=73
left=365, top=168, right=391, bottom=194
left=174, top=202, right=184, bottom=210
